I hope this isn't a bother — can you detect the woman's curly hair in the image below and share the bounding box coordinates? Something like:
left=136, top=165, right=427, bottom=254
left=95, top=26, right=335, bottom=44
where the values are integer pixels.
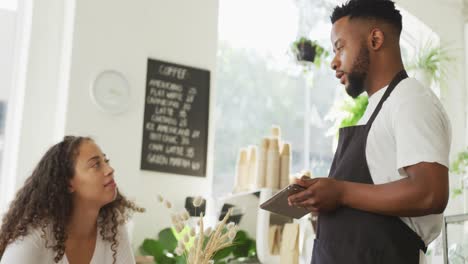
left=0, top=136, right=144, bottom=263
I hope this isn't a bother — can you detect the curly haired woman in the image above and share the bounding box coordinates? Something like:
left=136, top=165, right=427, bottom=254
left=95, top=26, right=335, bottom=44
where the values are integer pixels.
left=0, top=136, right=144, bottom=264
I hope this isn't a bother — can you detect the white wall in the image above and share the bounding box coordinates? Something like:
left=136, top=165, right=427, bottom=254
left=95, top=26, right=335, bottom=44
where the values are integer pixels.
left=0, top=9, right=16, bottom=102
left=63, top=0, right=219, bottom=249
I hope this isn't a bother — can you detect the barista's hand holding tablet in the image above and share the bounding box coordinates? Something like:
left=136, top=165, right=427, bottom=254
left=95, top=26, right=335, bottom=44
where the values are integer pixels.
left=288, top=174, right=344, bottom=213
left=260, top=174, right=319, bottom=219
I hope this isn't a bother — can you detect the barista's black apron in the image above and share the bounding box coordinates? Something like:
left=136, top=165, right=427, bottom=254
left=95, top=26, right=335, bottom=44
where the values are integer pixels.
left=311, top=70, right=427, bottom=264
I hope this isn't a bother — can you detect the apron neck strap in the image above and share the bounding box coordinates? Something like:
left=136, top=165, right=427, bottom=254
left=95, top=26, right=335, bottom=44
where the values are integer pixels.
left=366, top=70, right=408, bottom=126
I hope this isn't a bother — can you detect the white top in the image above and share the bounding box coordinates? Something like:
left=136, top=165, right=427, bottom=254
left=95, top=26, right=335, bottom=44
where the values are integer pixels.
left=357, top=77, right=452, bottom=263
left=0, top=224, right=135, bottom=264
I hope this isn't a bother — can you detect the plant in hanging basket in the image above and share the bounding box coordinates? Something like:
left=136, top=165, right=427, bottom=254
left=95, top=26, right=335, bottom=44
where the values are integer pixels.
left=291, top=37, right=329, bottom=67
left=294, top=37, right=316, bottom=62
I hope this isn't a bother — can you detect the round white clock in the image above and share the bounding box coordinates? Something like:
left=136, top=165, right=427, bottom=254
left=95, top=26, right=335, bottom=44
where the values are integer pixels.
left=90, top=70, right=131, bottom=114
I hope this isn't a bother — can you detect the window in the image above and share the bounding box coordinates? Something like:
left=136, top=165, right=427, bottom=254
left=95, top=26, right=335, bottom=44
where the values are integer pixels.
left=213, top=0, right=340, bottom=196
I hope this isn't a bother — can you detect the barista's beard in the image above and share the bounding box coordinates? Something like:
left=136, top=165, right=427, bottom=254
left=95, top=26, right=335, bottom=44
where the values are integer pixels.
left=345, top=43, right=370, bottom=98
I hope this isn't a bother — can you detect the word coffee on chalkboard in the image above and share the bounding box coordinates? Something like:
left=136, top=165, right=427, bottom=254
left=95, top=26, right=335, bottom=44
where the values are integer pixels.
left=141, top=58, right=210, bottom=177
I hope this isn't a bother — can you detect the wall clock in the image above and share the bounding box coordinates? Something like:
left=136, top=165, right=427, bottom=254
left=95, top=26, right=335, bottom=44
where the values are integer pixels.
left=90, top=70, right=131, bottom=114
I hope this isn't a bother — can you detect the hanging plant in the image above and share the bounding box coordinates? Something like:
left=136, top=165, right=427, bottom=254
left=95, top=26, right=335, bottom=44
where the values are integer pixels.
left=406, top=40, right=455, bottom=89
left=291, top=37, right=329, bottom=67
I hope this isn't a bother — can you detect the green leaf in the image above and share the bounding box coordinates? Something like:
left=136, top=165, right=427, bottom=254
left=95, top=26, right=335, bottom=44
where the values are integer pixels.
left=450, top=149, right=468, bottom=175
left=173, top=226, right=194, bottom=249
left=139, top=245, right=149, bottom=256
left=158, top=255, right=177, bottom=264
left=141, top=239, right=165, bottom=260
left=452, top=188, right=463, bottom=198
left=233, top=242, right=250, bottom=258
left=234, top=230, right=248, bottom=242
left=247, top=240, right=257, bottom=257
left=158, top=228, right=178, bottom=251
left=339, top=95, right=368, bottom=128
left=213, top=245, right=234, bottom=260
left=232, top=231, right=253, bottom=258
left=174, top=255, right=187, bottom=264
left=213, top=230, right=258, bottom=261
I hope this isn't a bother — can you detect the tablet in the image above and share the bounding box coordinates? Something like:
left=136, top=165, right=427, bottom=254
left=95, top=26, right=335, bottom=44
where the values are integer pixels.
left=260, top=184, right=310, bottom=219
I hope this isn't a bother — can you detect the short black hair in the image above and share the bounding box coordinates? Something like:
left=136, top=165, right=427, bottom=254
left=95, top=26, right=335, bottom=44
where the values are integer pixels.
left=331, top=0, right=402, bottom=34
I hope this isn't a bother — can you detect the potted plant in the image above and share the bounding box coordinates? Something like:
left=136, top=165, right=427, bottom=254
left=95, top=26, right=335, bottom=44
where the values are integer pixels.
left=140, top=227, right=257, bottom=264
left=139, top=195, right=257, bottom=264
left=291, top=37, right=329, bottom=67
left=406, top=40, right=454, bottom=89
left=337, top=95, right=368, bottom=128
left=327, top=94, right=369, bottom=136
left=450, top=148, right=468, bottom=197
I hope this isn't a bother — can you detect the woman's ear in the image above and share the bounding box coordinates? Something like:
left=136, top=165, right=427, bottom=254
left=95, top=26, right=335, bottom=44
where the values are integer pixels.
left=369, top=28, right=384, bottom=50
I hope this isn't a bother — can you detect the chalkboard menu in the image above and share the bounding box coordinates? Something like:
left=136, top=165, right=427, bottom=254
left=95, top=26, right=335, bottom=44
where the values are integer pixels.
left=141, top=58, right=210, bottom=177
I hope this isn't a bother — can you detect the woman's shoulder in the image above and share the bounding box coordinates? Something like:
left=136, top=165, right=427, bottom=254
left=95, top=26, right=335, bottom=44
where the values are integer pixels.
left=0, top=227, right=55, bottom=263
left=11, top=226, right=47, bottom=247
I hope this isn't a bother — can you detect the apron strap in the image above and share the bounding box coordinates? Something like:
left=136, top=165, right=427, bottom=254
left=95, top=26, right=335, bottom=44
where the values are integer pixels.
left=366, top=70, right=408, bottom=127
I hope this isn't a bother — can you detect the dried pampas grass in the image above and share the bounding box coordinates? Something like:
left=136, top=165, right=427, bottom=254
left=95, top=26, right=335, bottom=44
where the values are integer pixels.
left=157, top=194, right=238, bottom=264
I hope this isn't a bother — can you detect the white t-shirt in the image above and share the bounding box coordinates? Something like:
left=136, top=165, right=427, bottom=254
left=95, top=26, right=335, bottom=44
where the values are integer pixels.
left=0, top=224, right=135, bottom=264
left=357, top=77, right=452, bottom=263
